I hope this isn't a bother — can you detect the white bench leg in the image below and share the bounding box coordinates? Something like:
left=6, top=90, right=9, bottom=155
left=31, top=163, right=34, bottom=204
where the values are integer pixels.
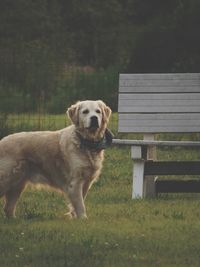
left=132, top=160, right=145, bottom=198
left=131, top=146, right=145, bottom=198
left=131, top=145, right=156, bottom=198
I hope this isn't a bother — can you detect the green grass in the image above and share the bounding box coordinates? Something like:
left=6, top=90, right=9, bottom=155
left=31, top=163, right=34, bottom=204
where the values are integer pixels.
left=1, top=115, right=200, bottom=266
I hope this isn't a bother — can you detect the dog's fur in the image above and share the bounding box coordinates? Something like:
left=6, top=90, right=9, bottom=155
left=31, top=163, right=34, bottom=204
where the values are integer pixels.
left=0, top=100, right=111, bottom=219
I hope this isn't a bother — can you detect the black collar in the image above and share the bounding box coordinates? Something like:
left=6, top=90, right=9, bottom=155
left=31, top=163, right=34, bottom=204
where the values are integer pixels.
left=76, top=128, right=114, bottom=152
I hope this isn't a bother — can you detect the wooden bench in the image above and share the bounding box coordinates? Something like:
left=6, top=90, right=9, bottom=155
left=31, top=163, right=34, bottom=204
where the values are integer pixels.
left=113, top=73, right=200, bottom=198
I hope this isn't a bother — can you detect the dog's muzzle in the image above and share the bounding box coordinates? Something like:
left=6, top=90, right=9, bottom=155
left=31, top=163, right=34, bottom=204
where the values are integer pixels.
left=90, top=116, right=99, bottom=129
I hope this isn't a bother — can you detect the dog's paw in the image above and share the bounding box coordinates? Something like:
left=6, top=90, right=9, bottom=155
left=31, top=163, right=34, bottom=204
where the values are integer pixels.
left=64, top=211, right=88, bottom=219
left=79, top=214, right=88, bottom=219
left=64, top=211, right=76, bottom=219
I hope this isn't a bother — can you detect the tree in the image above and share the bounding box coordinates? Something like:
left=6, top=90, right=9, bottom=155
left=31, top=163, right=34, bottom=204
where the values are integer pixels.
left=126, top=0, right=200, bottom=72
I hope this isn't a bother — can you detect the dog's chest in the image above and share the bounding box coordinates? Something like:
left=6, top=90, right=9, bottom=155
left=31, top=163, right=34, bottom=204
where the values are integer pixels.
left=81, top=151, right=103, bottom=179
left=60, top=135, right=104, bottom=180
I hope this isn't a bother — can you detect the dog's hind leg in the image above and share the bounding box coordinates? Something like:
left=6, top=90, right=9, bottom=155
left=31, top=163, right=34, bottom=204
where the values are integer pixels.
left=4, top=182, right=26, bottom=218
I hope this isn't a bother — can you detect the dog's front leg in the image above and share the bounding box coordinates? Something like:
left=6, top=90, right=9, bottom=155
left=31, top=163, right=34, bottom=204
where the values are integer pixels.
left=67, top=179, right=87, bottom=219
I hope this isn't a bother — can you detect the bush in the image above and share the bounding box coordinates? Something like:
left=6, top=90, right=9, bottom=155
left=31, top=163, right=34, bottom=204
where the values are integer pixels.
left=47, top=67, right=119, bottom=113
left=0, top=113, right=9, bottom=139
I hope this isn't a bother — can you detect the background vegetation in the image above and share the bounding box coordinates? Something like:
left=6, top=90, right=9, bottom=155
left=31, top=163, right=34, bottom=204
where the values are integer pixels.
left=0, top=0, right=200, bottom=114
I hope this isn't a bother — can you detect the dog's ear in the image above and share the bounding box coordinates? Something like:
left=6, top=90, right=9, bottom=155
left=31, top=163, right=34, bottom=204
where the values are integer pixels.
left=98, top=100, right=112, bottom=124
left=67, top=102, right=80, bottom=125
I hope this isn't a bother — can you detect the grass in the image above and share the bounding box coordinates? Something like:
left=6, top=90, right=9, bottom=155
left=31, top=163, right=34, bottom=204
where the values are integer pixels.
left=1, top=114, right=200, bottom=266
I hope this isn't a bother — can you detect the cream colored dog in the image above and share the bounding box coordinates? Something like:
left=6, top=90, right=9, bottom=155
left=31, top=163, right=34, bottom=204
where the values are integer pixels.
left=0, top=100, right=112, bottom=219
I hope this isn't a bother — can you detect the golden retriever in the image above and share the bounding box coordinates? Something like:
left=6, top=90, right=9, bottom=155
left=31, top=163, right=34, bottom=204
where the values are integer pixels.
left=0, top=100, right=112, bottom=219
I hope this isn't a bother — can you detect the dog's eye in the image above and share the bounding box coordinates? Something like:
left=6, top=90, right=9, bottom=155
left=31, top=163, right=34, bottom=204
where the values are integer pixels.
left=96, top=109, right=101, bottom=114
left=82, top=109, right=89, bottom=114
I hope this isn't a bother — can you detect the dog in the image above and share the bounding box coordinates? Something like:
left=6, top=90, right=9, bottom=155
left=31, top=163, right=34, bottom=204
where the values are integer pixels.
left=0, top=100, right=112, bottom=219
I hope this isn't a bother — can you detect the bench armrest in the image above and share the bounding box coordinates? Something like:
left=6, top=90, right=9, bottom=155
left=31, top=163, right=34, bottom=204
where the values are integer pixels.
left=112, top=139, right=200, bottom=147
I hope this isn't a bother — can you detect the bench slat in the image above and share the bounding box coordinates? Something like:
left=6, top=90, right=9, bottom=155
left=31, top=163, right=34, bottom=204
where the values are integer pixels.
left=119, top=106, right=200, bottom=113
left=120, top=73, right=200, bottom=80
left=112, top=139, right=200, bottom=146
left=119, top=93, right=200, bottom=100
left=119, top=73, right=200, bottom=93
left=145, top=161, right=200, bottom=175
left=120, top=80, right=200, bottom=88
left=119, top=93, right=200, bottom=113
left=156, top=180, right=200, bottom=193
left=119, top=86, right=200, bottom=93
left=119, top=126, right=200, bottom=133
left=118, top=113, right=200, bottom=133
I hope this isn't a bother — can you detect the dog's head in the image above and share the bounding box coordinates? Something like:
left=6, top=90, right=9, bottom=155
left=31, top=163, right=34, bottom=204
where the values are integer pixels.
left=67, top=100, right=112, bottom=138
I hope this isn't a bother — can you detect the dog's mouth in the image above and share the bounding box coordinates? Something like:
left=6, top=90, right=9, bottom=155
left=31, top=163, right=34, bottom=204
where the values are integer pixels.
left=87, top=126, right=99, bottom=133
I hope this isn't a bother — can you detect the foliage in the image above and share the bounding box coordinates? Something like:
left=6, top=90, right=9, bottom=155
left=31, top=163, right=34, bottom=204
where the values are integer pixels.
left=51, top=67, right=118, bottom=113
left=0, top=113, right=9, bottom=139
left=0, top=0, right=200, bottom=114
left=127, top=0, right=200, bottom=73
left=0, top=67, right=118, bottom=113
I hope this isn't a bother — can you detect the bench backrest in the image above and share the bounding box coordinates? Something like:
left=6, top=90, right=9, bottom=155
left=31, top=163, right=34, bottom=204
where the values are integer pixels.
left=118, top=73, right=200, bottom=133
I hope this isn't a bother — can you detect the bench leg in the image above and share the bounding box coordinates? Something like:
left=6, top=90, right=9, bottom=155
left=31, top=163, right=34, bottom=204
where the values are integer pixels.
left=132, top=160, right=145, bottom=198
left=132, top=162, right=156, bottom=198
left=143, top=175, right=156, bottom=198
left=131, top=145, right=156, bottom=198
left=143, top=134, right=157, bottom=198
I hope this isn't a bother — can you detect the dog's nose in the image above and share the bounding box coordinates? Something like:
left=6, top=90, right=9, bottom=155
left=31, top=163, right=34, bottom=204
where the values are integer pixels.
left=90, top=116, right=99, bottom=128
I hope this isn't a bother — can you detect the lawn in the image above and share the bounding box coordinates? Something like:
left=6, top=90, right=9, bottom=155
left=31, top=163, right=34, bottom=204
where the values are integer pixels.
left=0, top=114, right=200, bottom=267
